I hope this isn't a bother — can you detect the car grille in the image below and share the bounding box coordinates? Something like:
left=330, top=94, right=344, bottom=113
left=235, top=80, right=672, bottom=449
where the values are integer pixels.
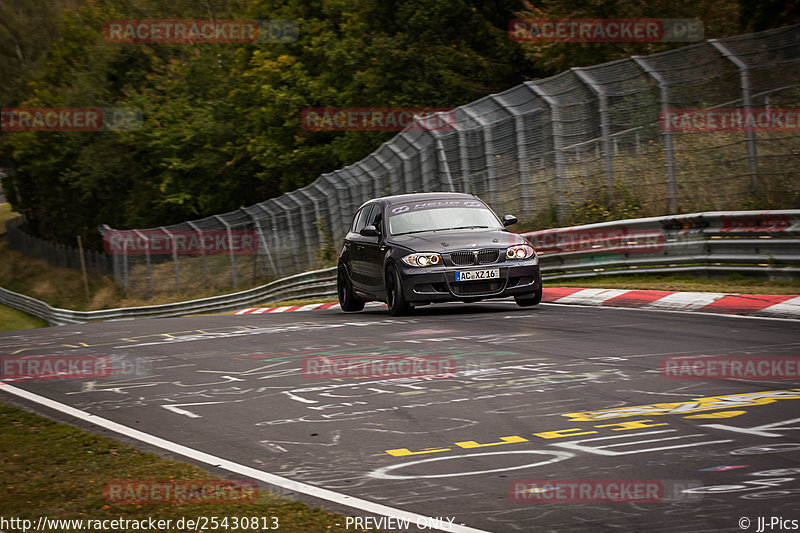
left=451, top=280, right=504, bottom=296
left=449, top=249, right=500, bottom=266
left=450, top=252, right=475, bottom=266
left=478, top=249, right=500, bottom=263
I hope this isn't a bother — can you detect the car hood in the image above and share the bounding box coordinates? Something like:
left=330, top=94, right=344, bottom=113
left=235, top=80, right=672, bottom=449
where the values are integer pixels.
left=388, top=229, right=528, bottom=252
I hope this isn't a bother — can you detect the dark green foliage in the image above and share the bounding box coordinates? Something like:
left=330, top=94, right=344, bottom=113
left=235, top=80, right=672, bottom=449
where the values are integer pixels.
left=0, top=0, right=788, bottom=247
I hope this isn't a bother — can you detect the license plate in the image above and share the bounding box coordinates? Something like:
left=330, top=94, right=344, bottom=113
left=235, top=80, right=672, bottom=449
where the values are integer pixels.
left=455, top=269, right=499, bottom=282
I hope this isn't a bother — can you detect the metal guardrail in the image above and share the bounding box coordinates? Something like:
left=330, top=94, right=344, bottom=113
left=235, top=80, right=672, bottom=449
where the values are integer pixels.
left=524, top=209, right=800, bottom=281
left=1, top=210, right=798, bottom=326
left=0, top=267, right=337, bottom=327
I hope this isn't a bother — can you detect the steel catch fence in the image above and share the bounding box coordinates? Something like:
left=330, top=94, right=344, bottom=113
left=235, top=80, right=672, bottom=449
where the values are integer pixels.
left=98, top=24, right=800, bottom=294
left=6, top=217, right=112, bottom=276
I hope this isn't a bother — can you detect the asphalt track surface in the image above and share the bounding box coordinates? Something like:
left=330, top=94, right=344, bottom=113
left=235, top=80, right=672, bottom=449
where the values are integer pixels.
left=2, top=301, right=800, bottom=532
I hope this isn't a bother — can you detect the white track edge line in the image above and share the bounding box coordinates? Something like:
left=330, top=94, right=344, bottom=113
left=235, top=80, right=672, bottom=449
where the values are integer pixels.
left=0, top=383, right=488, bottom=533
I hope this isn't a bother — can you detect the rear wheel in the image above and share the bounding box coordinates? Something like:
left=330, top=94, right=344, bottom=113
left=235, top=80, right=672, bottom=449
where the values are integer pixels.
left=338, top=266, right=364, bottom=312
left=386, top=264, right=412, bottom=316
left=515, top=285, right=542, bottom=307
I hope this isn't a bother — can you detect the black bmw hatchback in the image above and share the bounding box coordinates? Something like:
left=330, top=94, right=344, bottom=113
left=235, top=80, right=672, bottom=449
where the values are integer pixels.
left=337, top=192, right=542, bottom=315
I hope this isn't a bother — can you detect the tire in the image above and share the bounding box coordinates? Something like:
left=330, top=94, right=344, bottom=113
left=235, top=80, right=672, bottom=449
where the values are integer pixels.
left=337, top=266, right=365, bottom=312
left=515, top=284, right=542, bottom=307
left=385, top=264, right=412, bottom=316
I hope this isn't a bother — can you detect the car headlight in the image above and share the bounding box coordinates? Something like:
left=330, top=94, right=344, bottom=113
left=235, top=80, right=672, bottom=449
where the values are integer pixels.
left=506, top=245, right=536, bottom=261
left=402, top=253, right=442, bottom=267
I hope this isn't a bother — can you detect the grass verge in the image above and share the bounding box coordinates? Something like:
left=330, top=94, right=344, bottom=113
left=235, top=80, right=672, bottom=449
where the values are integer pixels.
left=0, top=303, right=48, bottom=331
left=0, top=401, right=361, bottom=532
left=0, top=238, right=278, bottom=312
left=0, top=203, right=15, bottom=236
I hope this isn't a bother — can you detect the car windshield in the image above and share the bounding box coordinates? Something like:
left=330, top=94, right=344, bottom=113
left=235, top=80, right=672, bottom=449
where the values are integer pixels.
left=388, top=200, right=502, bottom=235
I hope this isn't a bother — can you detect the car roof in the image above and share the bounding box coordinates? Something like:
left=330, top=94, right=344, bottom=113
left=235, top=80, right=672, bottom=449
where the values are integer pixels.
left=358, top=192, right=480, bottom=210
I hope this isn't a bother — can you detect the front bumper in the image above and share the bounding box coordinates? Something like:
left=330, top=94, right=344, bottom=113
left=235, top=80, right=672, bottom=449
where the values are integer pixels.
left=396, top=260, right=541, bottom=303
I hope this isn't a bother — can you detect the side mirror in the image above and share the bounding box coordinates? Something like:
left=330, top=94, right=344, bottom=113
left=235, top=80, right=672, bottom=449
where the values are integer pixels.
left=502, top=214, right=518, bottom=227
left=360, top=225, right=380, bottom=237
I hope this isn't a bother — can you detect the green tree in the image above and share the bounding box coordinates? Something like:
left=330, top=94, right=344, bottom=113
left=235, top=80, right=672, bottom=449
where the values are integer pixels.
left=514, top=0, right=741, bottom=74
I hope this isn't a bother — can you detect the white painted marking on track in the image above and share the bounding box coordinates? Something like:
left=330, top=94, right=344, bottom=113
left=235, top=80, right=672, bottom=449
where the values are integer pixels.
left=0, top=383, right=488, bottom=533
left=160, top=402, right=226, bottom=418
left=368, top=450, right=574, bottom=480
left=753, top=296, right=800, bottom=318
left=643, top=291, right=727, bottom=312
left=552, top=288, right=630, bottom=305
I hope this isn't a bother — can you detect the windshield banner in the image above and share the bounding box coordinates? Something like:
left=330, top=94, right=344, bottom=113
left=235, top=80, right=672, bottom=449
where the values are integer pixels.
left=388, top=199, right=486, bottom=217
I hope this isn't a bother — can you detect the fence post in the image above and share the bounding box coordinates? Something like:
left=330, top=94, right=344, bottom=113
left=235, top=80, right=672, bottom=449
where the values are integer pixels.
left=255, top=204, right=281, bottom=278
left=406, top=129, right=437, bottom=193
left=76, top=235, right=90, bottom=303
left=460, top=106, right=495, bottom=203
left=286, top=191, right=316, bottom=266
left=161, top=228, right=180, bottom=291
left=491, top=92, right=537, bottom=218
left=133, top=230, right=152, bottom=294
left=423, top=113, right=457, bottom=193
left=324, top=172, right=354, bottom=235
left=528, top=83, right=567, bottom=221
left=297, top=187, right=325, bottom=244
left=709, top=39, right=760, bottom=195
left=386, top=143, right=412, bottom=193
left=373, top=151, right=398, bottom=196
left=122, top=231, right=129, bottom=291
left=572, top=68, right=616, bottom=197
left=633, top=56, right=679, bottom=213
left=310, top=181, right=337, bottom=245
left=271, top=197, right=302, bottom=272
left=214, top=215, right=237, bottom=287
left=345, top=164, right=374, bottom=209
left=434, top=136, right=456, bottom=192
left=355, top=161, right=380, bottom=201
left=481, top=102, right=502, bottom=205
left=186, top=221, right=209, bottom=287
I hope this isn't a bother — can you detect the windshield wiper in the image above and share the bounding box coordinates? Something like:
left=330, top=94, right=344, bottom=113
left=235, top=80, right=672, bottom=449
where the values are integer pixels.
left=393, top=229, right=440, bottom=236
left=394, top=225, right=490, bottom=236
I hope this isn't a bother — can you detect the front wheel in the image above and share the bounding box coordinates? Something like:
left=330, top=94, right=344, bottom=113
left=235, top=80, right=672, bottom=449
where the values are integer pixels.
left=385, top=264, right=412, bottom=316
left=515, top=285, right=542, bottom=307
left=338, top=266, right=365, bottom=312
